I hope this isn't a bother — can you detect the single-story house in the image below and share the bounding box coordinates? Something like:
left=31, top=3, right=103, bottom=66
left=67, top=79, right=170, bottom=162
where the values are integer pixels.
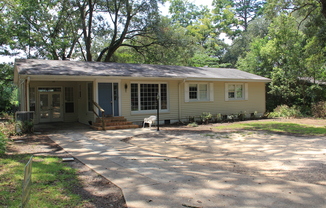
left=14, top=59, right=270, bottom=128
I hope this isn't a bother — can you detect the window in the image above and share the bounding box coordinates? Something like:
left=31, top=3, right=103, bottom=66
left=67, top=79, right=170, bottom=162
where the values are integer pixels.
left=225, top=83, right=248, bottom=101
left=65, top=87, right=74, bottom=113
left=131, top=83, right=168, bottom=112
left=87, top=83, right=93, bottom=111
left=185, top=83, right=213, bottom=102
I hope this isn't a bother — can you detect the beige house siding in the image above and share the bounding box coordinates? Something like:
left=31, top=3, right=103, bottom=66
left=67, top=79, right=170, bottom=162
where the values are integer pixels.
left=120, top=79, right=180, bottom=125
left=180, top=81, right=266, bottom=121
left=113, top=80, right=266, bottom=125
left=26, top=79, right=266, bottom=125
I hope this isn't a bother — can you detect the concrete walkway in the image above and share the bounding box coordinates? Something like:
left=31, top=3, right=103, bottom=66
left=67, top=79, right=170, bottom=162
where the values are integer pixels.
left=37, top=123, right=326, bottom=208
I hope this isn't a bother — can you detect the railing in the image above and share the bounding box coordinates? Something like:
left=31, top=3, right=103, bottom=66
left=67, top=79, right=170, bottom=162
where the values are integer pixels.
left=92, top=100, right=105, bottom=130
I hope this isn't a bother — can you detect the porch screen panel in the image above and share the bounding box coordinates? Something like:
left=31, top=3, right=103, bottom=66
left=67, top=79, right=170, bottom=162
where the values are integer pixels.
left=29, top=88, right=35, bottom=111
left=65, top=87, right=74, bottom=113
left=87, top=83, right=93, bottom=111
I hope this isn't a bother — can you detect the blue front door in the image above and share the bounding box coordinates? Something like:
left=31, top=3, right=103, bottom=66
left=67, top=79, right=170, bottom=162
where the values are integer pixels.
left=98, top=83, right=119, bottom=116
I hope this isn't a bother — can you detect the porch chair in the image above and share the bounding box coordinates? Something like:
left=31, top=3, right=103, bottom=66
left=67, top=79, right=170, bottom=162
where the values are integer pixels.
left=143, top=115, right=157, bottom=128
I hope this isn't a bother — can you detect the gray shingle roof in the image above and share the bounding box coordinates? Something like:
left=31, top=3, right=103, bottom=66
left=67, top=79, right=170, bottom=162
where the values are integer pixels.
left=15, top=59, right=270, bottom=82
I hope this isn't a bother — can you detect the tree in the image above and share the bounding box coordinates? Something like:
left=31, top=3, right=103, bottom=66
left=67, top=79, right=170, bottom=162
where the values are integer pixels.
left=223, top=17, right=271, bottom=67
left=0, top=63, right=18, bottom=112
left=238, top=14, right=324, bottom=109
left=212, top=0, right=265, bottom=39
left=266, top=0, right=326, bottom=19
left=7, top=0, right=80, bottom=60
left=92, top=0, right=164, bottom=62
left=168, top=0, right=209, bottom=27
left=3, top=0, right=166, bottom=62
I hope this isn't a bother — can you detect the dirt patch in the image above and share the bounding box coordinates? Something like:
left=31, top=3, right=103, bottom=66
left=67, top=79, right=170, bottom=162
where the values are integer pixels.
left=6, top=135, right=127, bottom=208
left=121, top=118, right=326, bottom=186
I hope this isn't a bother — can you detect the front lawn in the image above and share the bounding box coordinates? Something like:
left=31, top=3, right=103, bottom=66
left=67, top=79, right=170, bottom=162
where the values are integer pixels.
left=0, top=154, right=89, bottom=208
left=215, top=121, right=326, bottom=135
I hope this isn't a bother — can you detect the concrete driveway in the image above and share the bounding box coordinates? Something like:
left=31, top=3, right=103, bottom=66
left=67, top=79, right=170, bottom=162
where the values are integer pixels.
left=40, top=123, right=326, bottom=208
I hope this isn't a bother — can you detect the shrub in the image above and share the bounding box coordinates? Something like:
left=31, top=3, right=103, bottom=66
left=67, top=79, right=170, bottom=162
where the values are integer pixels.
left=187, top=122, right=198, bottom=127
left=200, top=112, right=212, bottom=124
left=268, top=105, right=302, bottom=118
left=213, top=113, right=222, bottom=123
left=238, top=111, right=247, bottom=121
left=0, top=131, right=7, bottom=154
left=312, top=101, right=326, bottom=118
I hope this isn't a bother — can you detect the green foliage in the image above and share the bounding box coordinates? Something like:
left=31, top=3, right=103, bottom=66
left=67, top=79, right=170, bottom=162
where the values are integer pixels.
left=238, top=13, right=326, bottom=109
left=0, top=155, right=88, bottom=207
left=238, top=111, right=247, bottom=121
left=0, top=117, right=17, bottom=137
left=16, top=120, right=34, bottom=134
left=187, top=122, right=198, bottom=127
left=0, top=64, right=18, bottom=112
left=311, top=101, right=326, bottom=118
left=200, top=112, right=212, bottom=124
left=168, top=0, right=209, bottom=27
left=0, top=131, right=7, bottom=154
left=212, top=0, right=265, bottom=39
left=215, top=121, right=326, bottom=135
left=268, top=105, right=302, bottom=118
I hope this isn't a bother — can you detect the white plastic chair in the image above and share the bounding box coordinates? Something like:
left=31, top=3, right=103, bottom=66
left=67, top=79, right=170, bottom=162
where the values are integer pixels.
left=143, top=115, right=157, bottom=128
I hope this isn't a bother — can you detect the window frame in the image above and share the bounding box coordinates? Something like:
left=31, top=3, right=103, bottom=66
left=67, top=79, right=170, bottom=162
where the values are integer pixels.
left=225, top=83, right=248, bottom=101
left=130, top=82, right=169, bottom=114
left=185, top=82, right=214, bottom=102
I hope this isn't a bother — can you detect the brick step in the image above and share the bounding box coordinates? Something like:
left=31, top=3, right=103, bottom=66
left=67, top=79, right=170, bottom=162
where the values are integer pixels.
left=96, top=117, right=127, bottom=123
left=91, top=124, right=139, bottom=131
left=92, top=121, right=133, bottom=127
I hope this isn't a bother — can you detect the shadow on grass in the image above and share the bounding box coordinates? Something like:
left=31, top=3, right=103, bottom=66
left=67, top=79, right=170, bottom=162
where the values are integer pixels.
left=0, top=154, right=98, bottom=207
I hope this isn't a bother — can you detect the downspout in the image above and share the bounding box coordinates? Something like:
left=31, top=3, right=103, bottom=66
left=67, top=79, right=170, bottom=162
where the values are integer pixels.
left=26, top=77, right=30, bottom=111
left=178, top=79, right=186, bottom=122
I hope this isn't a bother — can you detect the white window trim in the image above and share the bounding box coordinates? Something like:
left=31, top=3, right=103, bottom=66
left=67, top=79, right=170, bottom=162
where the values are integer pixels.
left=185, top=82, right=214, bottom=102
left=225, top=83, right=248, bottom=101
left=131, top=82, right=169, bottom=114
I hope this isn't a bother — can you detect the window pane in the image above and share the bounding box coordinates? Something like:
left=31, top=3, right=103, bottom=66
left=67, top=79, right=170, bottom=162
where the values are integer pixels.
left=161, top=84, right=167, bottom=110
left=189, top=84, right=197, bottom=99
left=236, top=85, right=243, bottom=98
left=131, top=84, right=138, bottom=111
left=228, top=84, right=235, bottom=99
left=199, top=84, right=207, bottom=91
left=200, top=91, right=207, bottom=100
left=140, top=84, right=158, bottom=110
left=38, top=87, right=61, bottom=92
left=199, top=84, right=207, bottom=100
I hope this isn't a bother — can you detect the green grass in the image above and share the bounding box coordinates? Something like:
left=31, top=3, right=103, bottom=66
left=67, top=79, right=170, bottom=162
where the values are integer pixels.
left=215, top=121, right=326, bottom=136
left=0, top=154, right=88, bottom=208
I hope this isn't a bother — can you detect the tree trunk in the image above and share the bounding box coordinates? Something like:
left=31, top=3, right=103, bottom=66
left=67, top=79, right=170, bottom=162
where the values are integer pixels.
left=321, top=0, right=326, bottom=18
